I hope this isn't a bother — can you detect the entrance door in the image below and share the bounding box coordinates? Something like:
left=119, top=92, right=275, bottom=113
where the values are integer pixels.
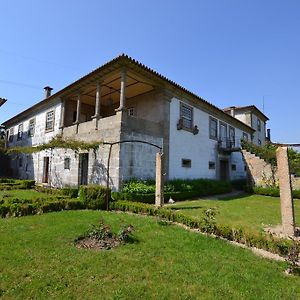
left=220, top=159, right=229, bottom=181
left=42, top=157, right=50, bottom=183
left=79, top=153, right=89, bottom=185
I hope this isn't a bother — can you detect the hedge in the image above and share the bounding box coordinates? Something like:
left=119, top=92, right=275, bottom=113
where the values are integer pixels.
left=115, top=178, right=232, bottom=203
left=79, top=185, right=110, bottom=209
left=0, top=198, right=85, bottom=218
left=110, top=200, right=298, bottom=257
left=0, top=179, right=35, bottom=190
left=253, top=186, right=300, bottom=199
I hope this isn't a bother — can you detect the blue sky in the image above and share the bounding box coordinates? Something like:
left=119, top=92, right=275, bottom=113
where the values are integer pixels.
left=0, top=0, right=299, bottom=143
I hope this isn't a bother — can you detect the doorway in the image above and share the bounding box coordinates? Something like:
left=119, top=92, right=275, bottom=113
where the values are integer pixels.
left=220, top=159, right=229, bottom=181
left=42, top=157, right=50, bottom=183
left=79, top=153, right=89, bottom=185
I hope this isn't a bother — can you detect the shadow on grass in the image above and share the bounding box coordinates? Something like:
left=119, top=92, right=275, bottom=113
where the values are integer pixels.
left=169, top=206, right=204, bottom=210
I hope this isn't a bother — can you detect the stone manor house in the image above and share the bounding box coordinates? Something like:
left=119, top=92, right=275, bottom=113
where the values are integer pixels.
left=2, top=54, right=269, bottom=190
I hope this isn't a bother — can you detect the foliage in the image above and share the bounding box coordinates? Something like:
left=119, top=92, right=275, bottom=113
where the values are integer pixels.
left=286, top=243, right=300, bottom=275
left=253, top=185, right=300, bottom=199
left=79, top=185, right=110, bottom=210
left=110, top=200, right=298, bottom=257
left=35, top=185, right=79, bottom=198
left=5, top=135, right=103, bottom=154
left=230, top=179, right=248, bottom=191
left=241, top=140, right=300, bottom=176
left=85, top=219, right=113, bottom=241
left=0, top=179, right=35, bottom=190
left=116, top=178, right=232, bottom=203
left=241, top=140, right=277, bottom=166
left=0, top=197, right=85, bottom=218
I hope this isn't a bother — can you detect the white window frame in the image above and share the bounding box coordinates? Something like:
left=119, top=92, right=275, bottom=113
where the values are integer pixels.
left=180, top=102, right=193, bottom=130
left=28, top=118, right=35, bottom=137
left=45, top=110, right=55, bottom=132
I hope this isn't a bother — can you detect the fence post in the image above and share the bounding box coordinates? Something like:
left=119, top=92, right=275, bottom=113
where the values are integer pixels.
left=276, top=146, right=295, bottom=236
left=155, top=152, right=164, bottom=207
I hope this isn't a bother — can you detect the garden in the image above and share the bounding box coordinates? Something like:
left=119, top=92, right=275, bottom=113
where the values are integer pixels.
left=0, top=177, right=300, bottom=299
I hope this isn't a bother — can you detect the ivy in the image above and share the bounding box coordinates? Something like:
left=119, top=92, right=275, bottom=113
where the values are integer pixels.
left=5, top=135, right=103, bottom=154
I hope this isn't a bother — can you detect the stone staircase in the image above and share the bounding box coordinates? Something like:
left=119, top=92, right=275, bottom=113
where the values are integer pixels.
left=241, top=149, right=278, bottom=187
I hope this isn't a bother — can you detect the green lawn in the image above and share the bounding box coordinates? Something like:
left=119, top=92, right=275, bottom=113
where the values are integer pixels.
left=170, top=194, right=300, bottom=232
left=0, top=210, right=299, bottom=299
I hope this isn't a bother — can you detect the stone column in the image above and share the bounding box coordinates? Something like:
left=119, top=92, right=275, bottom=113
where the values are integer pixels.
left=276, top=146, right=295, bottom=236
left=93, top=82, right=102, bottom=118
left=116, top=68, right=126, bottom=112
left=59, top=98, right=65, bottom=129
left=155, top=152, right=164, bottom=207
left=75, top=93, right=81, bottom=124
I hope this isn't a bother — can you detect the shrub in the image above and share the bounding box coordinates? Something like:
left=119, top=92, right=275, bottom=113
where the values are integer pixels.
left=79, top=185, right=110, bottom=210
left=117, top=178, right=232, bottom=203
left=253, top=186, right=300, bottom=199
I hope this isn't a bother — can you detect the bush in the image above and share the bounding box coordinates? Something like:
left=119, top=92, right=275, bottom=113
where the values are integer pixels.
left=79, top=185, right=110, bottom=210
left=0, top=179, right=35, bottom=190
left=231, top=179, right=248, bottom=191
left=253, top=186, right=300, bottom=199
left=117, top=178, right=232, bottom=203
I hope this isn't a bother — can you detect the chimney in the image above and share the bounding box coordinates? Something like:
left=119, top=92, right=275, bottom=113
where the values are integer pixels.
left=44, top=86, right=53, bottom=98
left=230, top=106, right=235, bottom=117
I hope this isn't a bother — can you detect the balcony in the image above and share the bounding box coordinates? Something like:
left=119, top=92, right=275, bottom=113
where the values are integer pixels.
left=217, top=138, right=241, bottom=153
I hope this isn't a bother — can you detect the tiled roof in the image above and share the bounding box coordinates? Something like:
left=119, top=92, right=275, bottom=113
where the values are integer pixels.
left=2, top=54, right=254, bottom=132
left=223, top=105, right=269, bottom=121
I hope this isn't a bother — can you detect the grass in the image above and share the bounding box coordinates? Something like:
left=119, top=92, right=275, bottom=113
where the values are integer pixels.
left=1, top=210, right=300, bottom=299
left=170, top=194, right=300, bottom=232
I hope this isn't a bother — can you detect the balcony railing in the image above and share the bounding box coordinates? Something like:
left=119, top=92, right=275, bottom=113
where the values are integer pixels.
left=218, top=138, right=241, bottom=152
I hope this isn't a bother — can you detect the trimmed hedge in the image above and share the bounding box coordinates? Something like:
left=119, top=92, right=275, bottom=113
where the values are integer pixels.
left=110, top=200, right=298, bottom=257
left=115, top=178, right=232, bottom=203
left=0, top=198, right=85, bottom=218
left=35, top=186, right=79, bottom=198
left=0, top=179, right=35, bottom=190
left=253, top=186, right=300, bottom=199
left=79, top=185, right=110, bottom=209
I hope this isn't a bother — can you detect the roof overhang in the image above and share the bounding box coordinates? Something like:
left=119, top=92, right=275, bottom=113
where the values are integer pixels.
left=2, top=54, right=255, bottom=133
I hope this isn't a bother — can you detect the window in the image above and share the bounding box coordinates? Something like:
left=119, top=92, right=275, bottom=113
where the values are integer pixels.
left=209, top=161, right=216, bottom=169
left=128, top=107, right=135, bottom=117
left=182, top=159, right=191, bottom=168
left=257, top=119, right=261, bottom=132
left=231, top=164, right=237, bottom=171
left=244, top=165, right=247, bottom=171
left=8, top=128, right=14, bottom=142
left=17, top=124, right=23, bottom=140
left=209, top=117, right=218, bottom=140
left=258, top=139, right=262, bottom=146
left=28, top=118, right=35, bottom=137
left=64, top=157, right=71, bottom=170
left=180, top=103, right=193, bottom=129
left=242, top=132, right=249, bottom=141
left=45, top=110, right=55, bottom=131
left=229, top=126, right=235, bottom=147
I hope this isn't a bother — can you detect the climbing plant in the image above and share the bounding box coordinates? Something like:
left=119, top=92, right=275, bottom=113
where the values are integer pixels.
left=5, top=135, right=103, bottom=154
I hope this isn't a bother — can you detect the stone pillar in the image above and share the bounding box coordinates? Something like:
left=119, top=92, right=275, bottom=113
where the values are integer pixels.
left=155, top=152, right=164, bottom=207
left=276, top=146, right=295, bottom=236
left=93, top=82, right=102, bottom=118
left=116, top=68, right=126, bottom=112
left=75, top=93, right=81, bottom=124
left=59, top=98, right=65, bottom=129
